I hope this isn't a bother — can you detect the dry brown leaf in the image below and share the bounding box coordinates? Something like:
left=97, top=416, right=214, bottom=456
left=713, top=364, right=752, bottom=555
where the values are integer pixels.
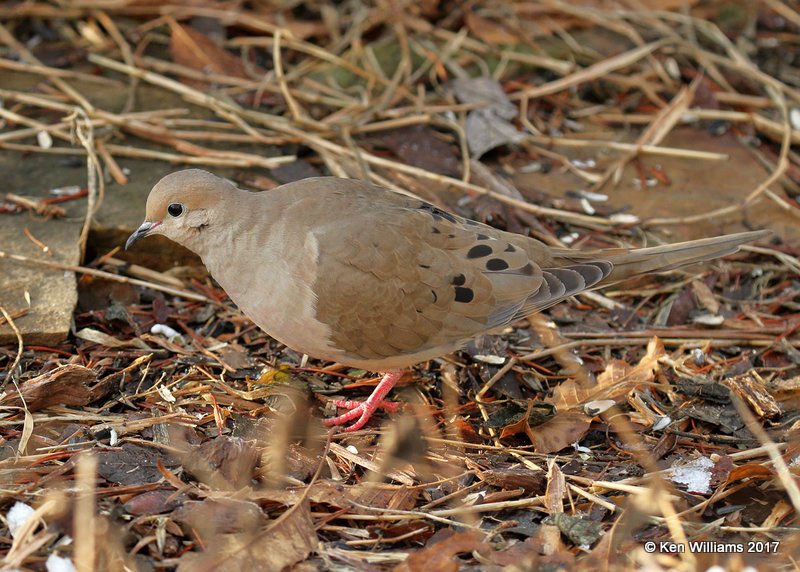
left=527, top=411, right=592, bottom=454
left=549, top=337, right=665, bottom=410
left=350, top=482, right=420, bottom=511
left=372, top=126, right=461, bottom=177
left=395, top=530, right=485, bottom=572
left=172, top=498, right=266, bottom=534
left=499, top=400, right=537, bottom=441
left=177, top=500, right=316, bottom=572
left=182, top=436, right=261, bottom=490
left=691, top=280, right=721, bottom=314
left=0, top=364, right=113, bottom=411
left=465, top=11, right=520, bottom=44
left=544, top=461, right=566, bottom=513
left=124, top=490, right=187, bottom=516
left=169, top=22, right=251, bottom=80
left=75, top=327, right=154, bottom=350
left=249, top=480, right=350, bottom=510
left=477, top=468, right=546, bottom=493
left=249, top=480, right=418, bottom=514
left=486, top=536, right=541, bottom=567
left=449, top=77, right=524, bottom=157
left=499, top=400, right=592, bottom=453
left=726, top=463, right=776, bottom=484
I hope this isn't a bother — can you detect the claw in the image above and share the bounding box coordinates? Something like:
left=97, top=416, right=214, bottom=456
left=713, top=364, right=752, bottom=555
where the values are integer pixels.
left=323, top=370, right=404, bottom=431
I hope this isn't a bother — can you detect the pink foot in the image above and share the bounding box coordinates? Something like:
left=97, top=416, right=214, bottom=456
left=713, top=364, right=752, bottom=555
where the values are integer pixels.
left=324, top=370, right=404, bottom=432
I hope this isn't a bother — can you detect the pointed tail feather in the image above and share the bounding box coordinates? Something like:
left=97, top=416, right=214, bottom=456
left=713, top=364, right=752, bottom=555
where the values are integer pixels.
left=602, top=230, right=771, bottom=283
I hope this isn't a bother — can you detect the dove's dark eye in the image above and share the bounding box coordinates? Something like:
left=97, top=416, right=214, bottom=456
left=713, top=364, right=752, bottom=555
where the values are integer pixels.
left=167, top=203, right=185, bottom=217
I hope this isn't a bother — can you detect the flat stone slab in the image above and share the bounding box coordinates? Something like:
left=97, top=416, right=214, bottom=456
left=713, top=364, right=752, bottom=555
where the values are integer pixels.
left=0, top=72, right=230, bottom=345
left=0, top=146, right=208, bottom=345
left=0, top=151, right=85, bottom=345
left=514, top=127, right=795, bottom=243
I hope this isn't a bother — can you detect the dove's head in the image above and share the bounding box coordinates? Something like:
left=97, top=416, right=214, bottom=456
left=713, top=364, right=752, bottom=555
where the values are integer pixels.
left=126, top=169, right=237, bottom=252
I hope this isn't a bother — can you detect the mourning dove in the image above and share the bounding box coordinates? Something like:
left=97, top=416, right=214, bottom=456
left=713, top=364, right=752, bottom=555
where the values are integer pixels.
left=126, top=169, right=769, bottom=431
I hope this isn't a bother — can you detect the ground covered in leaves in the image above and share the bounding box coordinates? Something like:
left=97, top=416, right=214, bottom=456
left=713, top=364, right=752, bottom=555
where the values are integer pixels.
left=1, top=1, right=799, bottom=571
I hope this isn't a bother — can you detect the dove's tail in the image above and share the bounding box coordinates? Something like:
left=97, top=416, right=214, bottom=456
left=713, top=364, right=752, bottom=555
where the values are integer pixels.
left=597, top=230, right=771, bottom=283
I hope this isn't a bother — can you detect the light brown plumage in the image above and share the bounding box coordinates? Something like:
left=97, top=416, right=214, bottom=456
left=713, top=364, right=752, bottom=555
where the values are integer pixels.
left=127, top=169, right=770, bottom=430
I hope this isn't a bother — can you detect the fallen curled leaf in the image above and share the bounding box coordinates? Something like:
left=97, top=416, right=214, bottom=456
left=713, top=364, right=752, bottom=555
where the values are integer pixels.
left=499, top=401, right=592, bottom=453
left=499, top=400, right=537, bottom=441
left=549, top=337, right=665, bottom=410
left=450, top=78, right=518, bottom=119
left=172, top=498, right=266, bottom=534
left=182, top=436, right=260, bottom=490
left=477, top=468, right=546, bottom=493
left=544, top=462, right=566, bottom=514
left=449, top=77, right=524, bottom=157
left=726, top=463, right=776, bottom=485
left=75, top=327, right=154, bottom=350
left=464, top=11, right=520, bottom=44
left=249, top=480, right=418, bottom=514
left=0, top=364, right=112, bottom=411
left=395, top=530, right=485, bottom=572
left=691, top=279, right=720, bottom=314
left=456, top=418, right=485, bottom=443
left=124, top=490, right=188, bottom=516
left=709, top=454, right=734, bottom=488
left=349, top=481, right=419, bottom=511
left=526, top=411, right=592, bottom=454
left=373, top=125, right=461, bottom=177
left=465, top=110, right=526, bottom=157
left=176, top=500, right=316, bottom=572
left=170, top=23, right=253, bottom=80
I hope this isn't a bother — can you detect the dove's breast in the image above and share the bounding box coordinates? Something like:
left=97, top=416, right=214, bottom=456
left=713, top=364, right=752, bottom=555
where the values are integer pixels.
left=199, top=194, right=346, bottom=363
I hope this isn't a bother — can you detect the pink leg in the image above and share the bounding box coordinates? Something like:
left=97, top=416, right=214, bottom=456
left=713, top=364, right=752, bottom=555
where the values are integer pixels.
left=324, top=370, right=404, bottom=432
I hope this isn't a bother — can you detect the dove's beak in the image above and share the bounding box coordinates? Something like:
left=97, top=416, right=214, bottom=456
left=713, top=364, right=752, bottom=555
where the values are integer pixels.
left=125, top=221, right=161, bottom=250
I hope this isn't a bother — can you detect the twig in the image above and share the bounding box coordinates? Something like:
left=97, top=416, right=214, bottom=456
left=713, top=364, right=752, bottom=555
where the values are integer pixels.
left=0, top=250, right=213, bottom=303
left=525, top=135, right=729, bottom=161
left=71, top=109, right=105, bottom=259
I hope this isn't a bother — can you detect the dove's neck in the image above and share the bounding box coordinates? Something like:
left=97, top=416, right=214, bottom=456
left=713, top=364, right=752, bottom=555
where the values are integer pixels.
left=195, top=190, right=281, bottom=286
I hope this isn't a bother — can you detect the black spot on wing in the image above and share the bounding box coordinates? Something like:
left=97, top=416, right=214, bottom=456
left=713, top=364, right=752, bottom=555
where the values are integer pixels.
left=486, top=258, right=509, bottom=271
left=451, top=273, right=466, bottom=286
left=454, top=287, right=474, bottom=303
left=467, top=244, right=492, bottom=259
